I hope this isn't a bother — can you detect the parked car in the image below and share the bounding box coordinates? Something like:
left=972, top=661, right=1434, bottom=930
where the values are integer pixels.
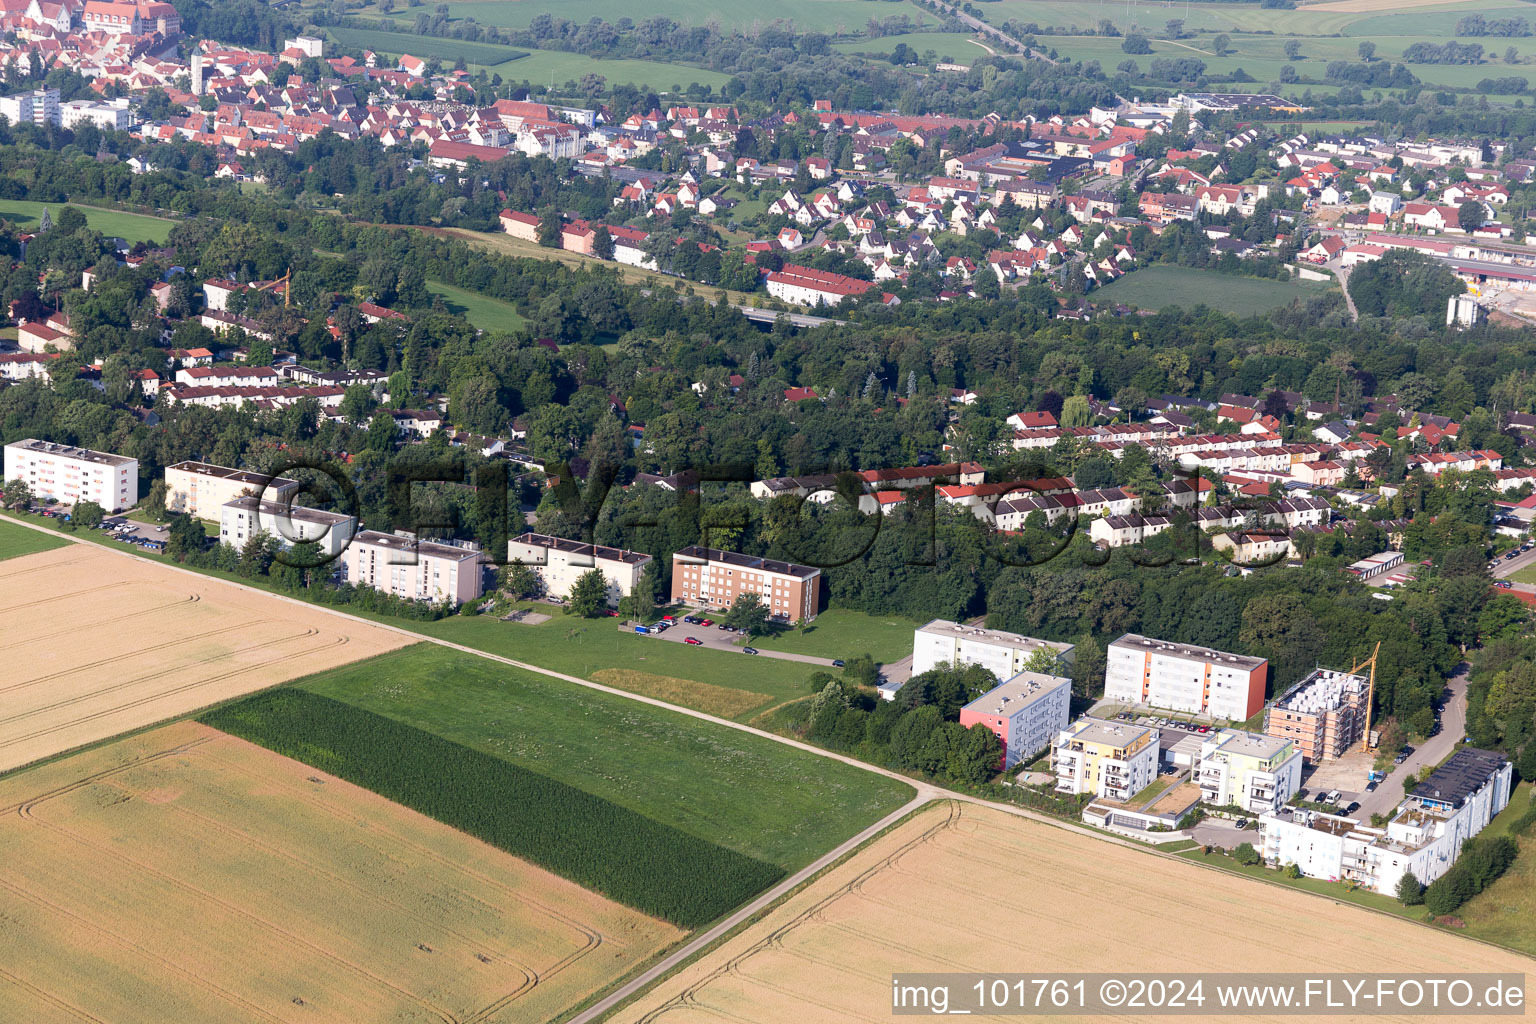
left=1234, top=818, right=1249, bottom=830
left=831, top=659, right=845, bottom=667
left=683, top=637, right=703, bottom=646
left=699, top=619, right=713, bottom=627
left=605, top=610, right=620, bottom=617
left=1364, top=781, right=1378, bottom=792
left=683, top=616, right=698, bottom=624
left=719, top=623, right=735, bottom=631
left=742, top=647, right=759, bottom=655
left=1197, top=725, right=1209, bottom=733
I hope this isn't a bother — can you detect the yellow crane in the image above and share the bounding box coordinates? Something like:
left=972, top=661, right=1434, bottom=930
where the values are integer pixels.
left=1354, top=641, right=1382, bottom=754
left=256, top=268, right=292, bottom=308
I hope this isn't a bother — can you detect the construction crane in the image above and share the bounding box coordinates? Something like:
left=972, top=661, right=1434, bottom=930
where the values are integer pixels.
left=256, top=268, right=292, bottom=308
left=1354, top=641, right=1382, bottom=754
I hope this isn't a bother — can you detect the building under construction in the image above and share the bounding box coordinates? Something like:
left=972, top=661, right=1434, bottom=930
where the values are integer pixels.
left=1263, top=668, right=1368, bottom=763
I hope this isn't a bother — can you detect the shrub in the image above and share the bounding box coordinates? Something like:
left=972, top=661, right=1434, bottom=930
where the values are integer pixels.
left=201, top=690, right=783, bottom=926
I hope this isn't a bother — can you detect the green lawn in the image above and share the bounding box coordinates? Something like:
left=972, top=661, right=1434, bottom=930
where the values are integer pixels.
left=415, top=609, right=820, bottom=718
left=832, top=31, right=976, bottom=59
left=489, top=50, right=733, bottom=92
left=0, top=200, right=173, bottom=243
left=0, top=517, right=66, bottom=561
left=1176, top=847, right=1420, bottom=920
left=0, top=509, right=821, bottom=720
left=1454, top=782, right=1536, bottom=956
left=994, top=0, right=1536, bottom=92
left=325, top=26, right=529, bottom=69
left=294, top=643, right=915, bottom=872
left=1509, top=565, right=1536, bottom=586
left=748, top=608, right=919, bottom=663
left=1094, top=266, right=1336, bottom=317
left=367, top=0, right=935, bottom=34
left=426, top=279, right=528, bottom=332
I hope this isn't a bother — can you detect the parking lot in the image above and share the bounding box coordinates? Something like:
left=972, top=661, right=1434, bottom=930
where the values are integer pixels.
left=637, top=616, right=838, bottom=667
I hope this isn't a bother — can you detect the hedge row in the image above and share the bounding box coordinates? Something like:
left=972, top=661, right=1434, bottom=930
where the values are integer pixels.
left=200, top=689, right=783, bottom=927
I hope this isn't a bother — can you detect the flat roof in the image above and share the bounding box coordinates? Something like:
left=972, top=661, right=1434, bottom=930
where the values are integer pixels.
left=353, top=530, right=481, bottom=562
left=1272, top=668, right=1366, bottom=713
left=1210, top=729, right=1292, bottom=761
left=1065, top=718, right=1155, bottom=750
left=167, top=460, right=298, bottom=489
left=1109, top=633, right=1267, bottom=671
left=222, top=495, right=353, bottom=527
left=673, top=545, right=818, bottom=579
left=917, top=619, right=1075, bottom=654
left=7, top=438, right=135, bottom=467
left=1411, top=748, right=1508, bottom=808
left=963, top=671, right=1070, bottom=716
left=512, top=531, right=651, bottom=565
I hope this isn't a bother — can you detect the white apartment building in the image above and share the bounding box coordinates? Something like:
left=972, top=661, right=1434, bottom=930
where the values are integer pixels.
left=506, top=532, right=652, bottom=607
left=1196, top=729, right=1302, bottom=815
left=957, top=671, right=1073, bottom=769
left=1260, top=748, right=1513, bottom=894
left=1053, top=718, right=1160, bottom=801
left=165, top=461, right=300, bottom=521
left=345, top=530, right=483, bottom=605
left=1104, top=634, right=1270, bottom=722
left=219, top=496, right=355, bottom=559
left=61, top=98, right=134, bottom=131
left=4, top=438, right=137, bottom=511
left=0, top=88, right=60, bottom=127
left=912, top=620, right=1076, bottom=681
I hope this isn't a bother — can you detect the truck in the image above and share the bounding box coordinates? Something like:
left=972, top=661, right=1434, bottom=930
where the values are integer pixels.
left=634, top=624, right=651, bottom=634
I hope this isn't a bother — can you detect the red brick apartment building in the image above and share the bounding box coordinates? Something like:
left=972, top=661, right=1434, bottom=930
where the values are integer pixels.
left=670, top=546, right=822, bottom=621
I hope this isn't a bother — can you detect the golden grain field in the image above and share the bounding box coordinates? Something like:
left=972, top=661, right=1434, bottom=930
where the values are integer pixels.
left=0, top=544, right=407, bottom=774
left=613, top=802, right=1533, bottom=1024
left=590, top=668, right=773, bottom=718
left=0, top=721, right=682, bottom=1024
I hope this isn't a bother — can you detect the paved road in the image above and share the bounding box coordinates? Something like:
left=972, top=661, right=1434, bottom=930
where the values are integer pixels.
left=1492, top=544, right=1536, bottom=597
left=1355, top=664, right=1471, bottom=821
left=928, top=0, right=1058, bottom=64
left=8, top=515, right=1447, bottom=1019
left=568, top=787, right=939, bottom=1024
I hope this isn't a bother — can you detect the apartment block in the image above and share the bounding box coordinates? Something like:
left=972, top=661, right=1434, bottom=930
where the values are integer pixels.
left=219, top=496, right=355, bottom=559
left=165, top=461, right=300, bottom=521
left=1264, top=668, right=1367, bottom=763
left=344, top=530, right=483, bottom=605
left=912, top=620, right=1075, bottom=682
left=1054, top=719, right=1160, bottom=801
left=1104, top=634, right=1269, bottom=721
left=957, top=671, right=1073, bottom=769
left=3, top=438, right=137, bottom=512
left=1260, top=748, right=1512, bottom=894
left=670, top=546, right=820, bottom=621
left=507, top=532, right=651, bottom=607
left=1196, top=729, right=1302, bottom=815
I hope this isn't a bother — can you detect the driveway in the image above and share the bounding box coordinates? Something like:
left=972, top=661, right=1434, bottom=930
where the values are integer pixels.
left=1353, top=663, right=1471, bottom=821
left=1191, top=818, right=1253, bottom=851
left=647, top=622, right=838, bottom=667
